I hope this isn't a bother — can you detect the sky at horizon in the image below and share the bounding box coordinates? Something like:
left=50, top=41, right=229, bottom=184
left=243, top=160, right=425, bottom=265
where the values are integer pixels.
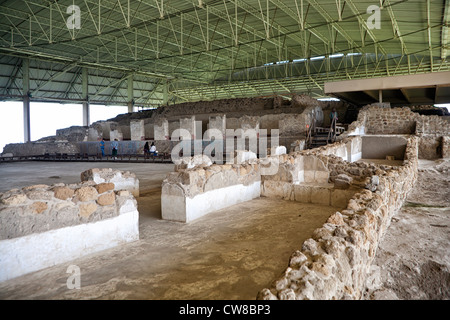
left=0, top=102, right=128, bottom=153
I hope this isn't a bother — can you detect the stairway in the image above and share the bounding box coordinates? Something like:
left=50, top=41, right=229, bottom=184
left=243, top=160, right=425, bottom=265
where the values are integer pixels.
left=310, top=129, right=331, bottom=148
left=307, top=124, right=345, bottom=149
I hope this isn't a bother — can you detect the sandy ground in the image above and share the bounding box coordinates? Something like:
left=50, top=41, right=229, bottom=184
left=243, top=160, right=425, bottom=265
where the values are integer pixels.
left=364, top=159, right=450, bottom=300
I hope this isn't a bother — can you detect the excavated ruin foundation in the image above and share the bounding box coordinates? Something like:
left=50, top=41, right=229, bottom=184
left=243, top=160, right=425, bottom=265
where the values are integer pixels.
left=0, top=97, right=448, bottom=299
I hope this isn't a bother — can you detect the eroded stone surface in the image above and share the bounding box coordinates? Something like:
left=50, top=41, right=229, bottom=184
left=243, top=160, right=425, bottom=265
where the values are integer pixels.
left=0, top=170, right=138, bottom=240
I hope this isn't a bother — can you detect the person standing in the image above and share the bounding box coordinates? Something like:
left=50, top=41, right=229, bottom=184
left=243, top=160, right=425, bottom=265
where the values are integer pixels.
left=329, top=107, right=339, bottom=137
left=150, top=142, right=158, bottom=156
left=144, top=141, right=150, bottom=157
left=329, top=107, right=338, bottom=123
left=111, top=139, right=119, bottom=159
left=100, top=138, right=105, bottom=157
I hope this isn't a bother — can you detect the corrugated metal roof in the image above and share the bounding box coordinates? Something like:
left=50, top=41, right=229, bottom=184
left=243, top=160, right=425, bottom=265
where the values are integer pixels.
left=0, top=0, right=449, bottom=105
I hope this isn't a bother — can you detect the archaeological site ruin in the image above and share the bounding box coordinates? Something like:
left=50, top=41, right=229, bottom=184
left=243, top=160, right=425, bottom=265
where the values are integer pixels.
left=0, top=0, right=449, bottom=306
left=1, top=94, right=449, bottom=301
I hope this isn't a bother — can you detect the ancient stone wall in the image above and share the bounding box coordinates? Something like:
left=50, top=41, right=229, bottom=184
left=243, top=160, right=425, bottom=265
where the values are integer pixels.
left=81, top=168, right=140, bottom=197
left=365, top=106, right=417, bottom=134
left=0, top=181, right=134, bottom=240
left=0, top=172, right=139, bottom=282
left=2, top=141, right=80, bottom=157
left=2, top=95, right=332, bottom=157
left=340, top=105, right=449, bottom=160
left=161, top=155, right=261, bottom=222
left=256, top=136, right=419, bottom=300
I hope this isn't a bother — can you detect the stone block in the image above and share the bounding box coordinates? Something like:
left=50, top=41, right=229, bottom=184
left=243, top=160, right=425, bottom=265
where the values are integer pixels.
left=331, top=189, right=356, bottom=208
left=179, top=116, right=197, bottom=139
left=154, top=118, right=169, bottom=140
left=74, top=186, right=98, bottom=202
left=1, top=194, right=28, bottom=205
left=304, top=171, right=315, bottom=183
left=81, top=168, right=139, bottom=198
left=262, top=180, right=293, bottom=200
left=207, top=114, right=226, bottom=139
left=97, top=192, right=116, bottom=206
left=294, top=185, right=311, bottom=203
left=334, top=174, right=353, bottom=189
left=79, top=202, right=98, bottom=218
left=95, top=183, right=115, bottom=194
left=130, top=120, right=145, bottom=141
left=315, top=170, right=329, bottom=184
left=310, top=186, right=331, bottom=206
left=53, top=186, right=74, bottom=200
left=31, top=201, right=48, bottom=214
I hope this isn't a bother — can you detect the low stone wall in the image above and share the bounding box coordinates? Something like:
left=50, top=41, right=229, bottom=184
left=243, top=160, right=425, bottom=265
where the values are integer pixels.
left=0, top=177, right=139, bottom=282
left=311, top=136, right=362, bottom=162
left=81, top=168, right=139, bottom=197
left=161, top=158, right=261, bottom=222
left=2, top=141, right=80, bottom=157
left=260, top=137, right=371, bottom=209
left=340, top=105, right=449, bottom=160
left=256, top=136, right=418, bottom=300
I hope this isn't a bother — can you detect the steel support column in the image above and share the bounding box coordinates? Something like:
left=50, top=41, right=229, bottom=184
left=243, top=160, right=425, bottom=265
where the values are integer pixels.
left=82, top=67, right=90, bottom=126
left=127, top=74, right=134, bottom=113
left=23, top=58, right=30, bottom=143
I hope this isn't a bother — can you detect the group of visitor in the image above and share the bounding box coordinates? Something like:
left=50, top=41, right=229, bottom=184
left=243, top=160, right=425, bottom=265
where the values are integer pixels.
left=99, top=139, right=158, bottom=158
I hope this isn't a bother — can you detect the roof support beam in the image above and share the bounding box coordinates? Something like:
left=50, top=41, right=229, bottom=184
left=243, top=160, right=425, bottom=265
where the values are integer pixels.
left=345, top=0, right=387, bottom=55
left=442, top=0, right=450, bottom=60
left=427, top=0, right=433, bottom=71
left=385, top=0, right=407, bottom=55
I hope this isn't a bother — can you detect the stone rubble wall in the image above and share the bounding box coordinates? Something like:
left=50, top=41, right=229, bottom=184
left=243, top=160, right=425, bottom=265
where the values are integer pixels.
left=341, top=104, right=450, bottom=137
left=256, top=136, right=419, bottom=300
left=260, top=136, right=370, bottom=209
left=80, top=168, right=140, bottom=197
left=310, top=136, right=362, bottom=162
left=161, top=155, right=262, bottom=222
left=2, top=141, right=80, bottom=157
left=163, top=158, right=260, bottom=200
left=340, top=105, right=449, bottom=160
left=0, top=170, right=140, bottom=282
left=0, top=180, right=137, bottom=240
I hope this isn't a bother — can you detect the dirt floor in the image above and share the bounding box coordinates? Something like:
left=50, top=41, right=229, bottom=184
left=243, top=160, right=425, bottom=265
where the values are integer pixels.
left=363, top=159, right=450, bottom=300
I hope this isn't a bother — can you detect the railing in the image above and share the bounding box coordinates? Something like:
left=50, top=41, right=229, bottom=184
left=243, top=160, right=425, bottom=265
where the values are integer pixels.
left=306, top=112, right=316, bottom=149
left=327, top=115, right=337, bottom=143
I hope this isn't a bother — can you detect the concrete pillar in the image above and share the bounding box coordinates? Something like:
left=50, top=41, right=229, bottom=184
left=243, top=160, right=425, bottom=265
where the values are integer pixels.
left=127, top=74, right=134, bottom=113
left=154, top=118, right=169, bottom=140
left=379, top=89, right=383, bottom=103
left=82, top=68, right=90, bottom=126
left=239, top=115, right=260, bottom=132
left=130, top=120, right=145, bottom=141
left=110, top=122, right=123, bottom=141
left=207, top=114, right=226, bottom=139
left=22, top=58, right=31, bottom=143
left=180, top=116, right=197, bottom=140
